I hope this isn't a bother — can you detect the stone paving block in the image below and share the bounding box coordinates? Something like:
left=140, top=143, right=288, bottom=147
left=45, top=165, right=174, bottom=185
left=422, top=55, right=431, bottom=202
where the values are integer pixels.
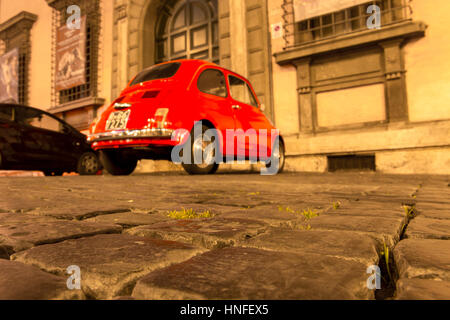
left=85, top=211, right=170, bottom=227
left=415, top=203, right=450, bottom=220
left=395, top=278, right=450, bottom=300
left=217, top=205, right=302, bottom=227
left=240, top=228, right=379, bottom=265
left=326, top=202, right=405, bottom=218
left=405, top=216, right=450, bottom=240
left=26, top=203, right=131, bottom=220
left=394, top=239, right=450, bottom=281
left=12, top=234, right=205, bottom=299
left=307, top=214, right=406, bottom=249
left=126, top=218, right=267, bottom=249
left=0, top=260, right=84, bottom=300
left=415, top=192, right=450, bottom=204
left=132, top=247, right=373, bottom=300
left=0, top=212, right=122, bottom=252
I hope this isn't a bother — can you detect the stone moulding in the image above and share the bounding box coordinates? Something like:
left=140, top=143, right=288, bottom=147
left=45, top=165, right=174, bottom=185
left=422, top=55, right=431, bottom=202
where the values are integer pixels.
left=274, top=21, right=427, bottom=64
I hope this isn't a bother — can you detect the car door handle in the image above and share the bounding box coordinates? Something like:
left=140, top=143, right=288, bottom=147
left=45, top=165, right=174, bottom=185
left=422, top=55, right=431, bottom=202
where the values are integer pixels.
left=232, top=105, right=241, bottom=110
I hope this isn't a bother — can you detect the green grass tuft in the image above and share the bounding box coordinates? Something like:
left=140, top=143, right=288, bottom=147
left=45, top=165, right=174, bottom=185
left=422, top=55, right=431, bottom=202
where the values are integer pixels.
left=167, top=208, right=213, bottom=220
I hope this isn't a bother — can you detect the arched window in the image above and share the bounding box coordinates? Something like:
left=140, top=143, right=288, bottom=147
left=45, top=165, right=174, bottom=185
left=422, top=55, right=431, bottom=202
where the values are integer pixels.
left=156, top=0, right=218, bottom=64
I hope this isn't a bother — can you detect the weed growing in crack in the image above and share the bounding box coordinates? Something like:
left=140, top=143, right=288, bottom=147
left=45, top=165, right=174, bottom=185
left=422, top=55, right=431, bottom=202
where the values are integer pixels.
left=402, top=204, right=416, bottom=219
left=278, top=206, right=319, bottom=230
left=167, top=208, right=213, bottom=219
left=375, top=239, right=398, bottom=300
left=380, top=241, right=392, bottom=282
left=332, top=201, right=341, bottom=210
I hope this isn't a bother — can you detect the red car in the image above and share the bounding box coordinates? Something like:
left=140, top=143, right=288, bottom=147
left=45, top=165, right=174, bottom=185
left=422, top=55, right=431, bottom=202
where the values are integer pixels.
left=89, top=60, right=285, bottom=175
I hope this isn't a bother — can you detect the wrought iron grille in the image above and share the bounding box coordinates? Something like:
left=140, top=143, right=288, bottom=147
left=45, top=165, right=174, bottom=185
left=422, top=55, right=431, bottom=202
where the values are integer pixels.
left=50, top=0, right=101, bottom=106
left=18, top=52, right=27, bottom=105
left=282, top=0, right=413, bottom=49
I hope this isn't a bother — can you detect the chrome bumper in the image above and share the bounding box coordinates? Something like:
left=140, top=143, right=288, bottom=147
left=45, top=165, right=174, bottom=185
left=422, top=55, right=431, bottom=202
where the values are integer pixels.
left=88, top=128, right=174, bottom=142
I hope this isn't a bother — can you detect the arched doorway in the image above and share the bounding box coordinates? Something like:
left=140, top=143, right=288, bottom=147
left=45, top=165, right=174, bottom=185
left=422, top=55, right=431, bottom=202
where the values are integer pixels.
left=155, top=0, right=219, bottom=64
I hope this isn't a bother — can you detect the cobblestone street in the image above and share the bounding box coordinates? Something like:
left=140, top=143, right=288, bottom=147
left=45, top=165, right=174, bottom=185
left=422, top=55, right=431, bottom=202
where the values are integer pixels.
left=0, top=171, right=449, bottom=300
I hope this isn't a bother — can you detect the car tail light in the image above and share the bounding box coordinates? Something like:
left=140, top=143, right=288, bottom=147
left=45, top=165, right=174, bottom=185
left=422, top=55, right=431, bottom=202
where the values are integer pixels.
left=142, top=91, right=160, bottom=99
left=154, top=108, right=169, bottom=129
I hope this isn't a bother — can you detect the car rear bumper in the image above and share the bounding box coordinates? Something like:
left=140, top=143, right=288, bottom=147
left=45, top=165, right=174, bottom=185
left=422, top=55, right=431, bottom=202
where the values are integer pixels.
left=88, top=128, right=174, bottom=142
left=89, top=129, right=179, bottom=153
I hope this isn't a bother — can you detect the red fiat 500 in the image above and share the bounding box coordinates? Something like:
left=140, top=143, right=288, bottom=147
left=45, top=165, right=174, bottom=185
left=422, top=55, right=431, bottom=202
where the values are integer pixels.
left=89, top=59, right=285, bottom=175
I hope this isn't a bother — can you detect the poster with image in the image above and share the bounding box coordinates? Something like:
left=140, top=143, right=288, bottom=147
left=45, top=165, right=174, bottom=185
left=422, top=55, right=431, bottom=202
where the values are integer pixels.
left=0, top=48, right=19, bottom=103
left=294, top=0, right=369, bottom=22
left=55, top=15, right=87, bottom=91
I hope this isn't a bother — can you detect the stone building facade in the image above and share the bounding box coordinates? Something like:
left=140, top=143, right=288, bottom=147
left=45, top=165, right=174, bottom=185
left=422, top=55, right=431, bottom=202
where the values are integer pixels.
left=0, top=0, right=448, bottom=174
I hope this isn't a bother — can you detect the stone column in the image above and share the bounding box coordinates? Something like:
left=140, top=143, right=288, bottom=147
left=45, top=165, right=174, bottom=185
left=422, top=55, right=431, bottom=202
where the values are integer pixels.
left=381, top=39, right=408, bottom=122
left=229, top=0, right=248, bottom=77
left=294, top=58, right=314, bottom=133
left=112, top=2, right=128, bottom=99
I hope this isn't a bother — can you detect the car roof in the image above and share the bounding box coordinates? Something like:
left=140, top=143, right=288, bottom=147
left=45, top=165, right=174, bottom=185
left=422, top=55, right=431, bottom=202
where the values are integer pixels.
left=0, top=103, right=80, bottom=130
left=140, top=59, right=250, bottom=82
left=0, top=103, right=50, bottom=114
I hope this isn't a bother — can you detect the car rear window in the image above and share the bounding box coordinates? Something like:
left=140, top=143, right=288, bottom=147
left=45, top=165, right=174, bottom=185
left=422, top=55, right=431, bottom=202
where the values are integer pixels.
left=130, top=62, right=181, bottom=86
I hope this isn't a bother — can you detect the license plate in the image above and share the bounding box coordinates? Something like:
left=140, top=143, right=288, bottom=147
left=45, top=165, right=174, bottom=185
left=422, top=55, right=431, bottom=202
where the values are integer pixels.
left=105, top=110, right=131, bottom=131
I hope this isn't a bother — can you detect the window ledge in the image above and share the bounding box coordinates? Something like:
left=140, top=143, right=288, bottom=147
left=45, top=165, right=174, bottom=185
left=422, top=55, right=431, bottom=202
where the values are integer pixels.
left=49, top=97, right=105, bottom=114
left=274, top=21, right=427, bottom=65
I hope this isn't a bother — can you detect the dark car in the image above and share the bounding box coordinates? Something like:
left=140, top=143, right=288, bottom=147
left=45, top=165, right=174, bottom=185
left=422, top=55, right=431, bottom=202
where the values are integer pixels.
left=0, top=103, right=100, bottom=176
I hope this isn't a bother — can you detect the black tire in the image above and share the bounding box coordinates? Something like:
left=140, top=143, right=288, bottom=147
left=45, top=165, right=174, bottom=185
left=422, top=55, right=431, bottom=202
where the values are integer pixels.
left=182, top=124, right=219, bottom=175
left=77, top=152, right=100, bottom=175
left=99, top=150, right=137, bottom=176
left=265, top=137, right=285, bottom=174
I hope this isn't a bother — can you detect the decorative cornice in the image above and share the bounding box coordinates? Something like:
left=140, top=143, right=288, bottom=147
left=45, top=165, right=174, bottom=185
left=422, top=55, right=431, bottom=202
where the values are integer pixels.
left=114, top=4, right=128, bottom=22
left=298, top=87, right=311, bottom=94
left=275, top=21, right=427, bottom=65
left=385, top=71, right=404, bottom=80
left=49, top=96, right=105, bottom=114
left=0, top=11, right=37, bottom=40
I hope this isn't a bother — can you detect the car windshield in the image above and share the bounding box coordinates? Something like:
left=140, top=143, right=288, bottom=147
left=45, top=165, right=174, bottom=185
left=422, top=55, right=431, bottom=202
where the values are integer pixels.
left=130, top=62, right=181, bottom=86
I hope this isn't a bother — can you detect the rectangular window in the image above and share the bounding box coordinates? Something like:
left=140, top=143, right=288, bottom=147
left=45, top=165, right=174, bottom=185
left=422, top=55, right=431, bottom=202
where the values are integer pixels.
left=53, top=0, right=100, bottom=106
left=328, top=155, right=376, bottom=172
left=295, top=0, right=407, bottom=45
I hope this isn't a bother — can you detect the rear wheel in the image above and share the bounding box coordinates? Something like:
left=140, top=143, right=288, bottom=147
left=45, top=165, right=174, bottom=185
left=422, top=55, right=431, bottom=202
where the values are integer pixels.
left=77, top=152, right=100, bottom=175
left=99, top=150, right=137, bottom=176
left=182, top=124, right=219, bottom=175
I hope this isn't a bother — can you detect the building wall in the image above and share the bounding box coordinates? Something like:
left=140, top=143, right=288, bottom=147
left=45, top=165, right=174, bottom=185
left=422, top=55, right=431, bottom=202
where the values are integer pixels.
left=269, top=0, right=450, bottom=174
left=1, top=0, right=448, bottom=174
left=268, top=0, right=298, bottom=135
left=405, top=0, right=450, bottom=122
left=0, top=0, right=52, bottom=111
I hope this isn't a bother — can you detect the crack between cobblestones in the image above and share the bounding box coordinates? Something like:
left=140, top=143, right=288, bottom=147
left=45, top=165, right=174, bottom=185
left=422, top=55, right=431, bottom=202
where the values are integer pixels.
left=374, top=184, right=421, bottom=300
